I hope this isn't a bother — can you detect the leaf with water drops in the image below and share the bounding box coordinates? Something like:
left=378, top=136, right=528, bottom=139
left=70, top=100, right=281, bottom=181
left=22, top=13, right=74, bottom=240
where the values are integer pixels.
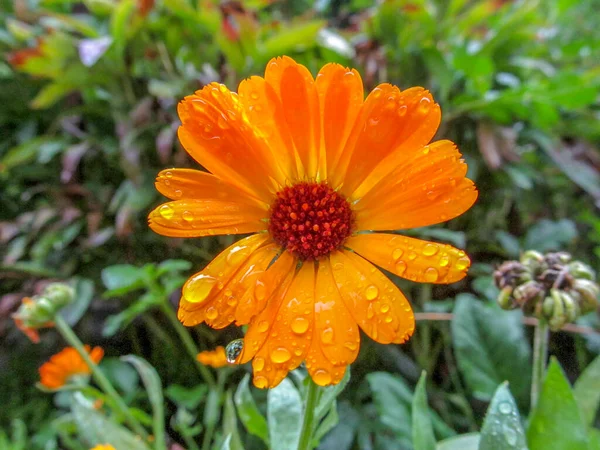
left=526, top=358, right=588, bottom=450
left=479, top=382, right=527, bottom=450
left=267, top=378, right=303, bottom=450
left=412, top=371, right=436, bottom=450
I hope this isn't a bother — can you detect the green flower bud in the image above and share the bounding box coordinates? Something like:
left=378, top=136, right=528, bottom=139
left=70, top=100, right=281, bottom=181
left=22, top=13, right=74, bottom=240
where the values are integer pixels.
left=43, top=283, right=75, bottom=309
left=520, top=250, right=544, bottom=274
left=542, top=295, right=555, bottom=318
left=562, top=291, right=580, bottom=323
left=548, top=288, right=567, bottom=331
left=497, top=286, right=515, bottom=310
left=568, top=261, right=596, bottom=281
left=573, top=279, right=600, bottom=313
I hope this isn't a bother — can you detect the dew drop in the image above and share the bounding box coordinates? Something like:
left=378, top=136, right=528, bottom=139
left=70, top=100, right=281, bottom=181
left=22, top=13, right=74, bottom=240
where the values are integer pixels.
left=321, top=327, right=334, bottom=344
left=294, top=348, right=302, bottom=356
left=503, top=424, right=518, bottom=446
left=372, top=88, right=382, bottom=99
left=159, top=204, right=174, bottom=219
left=225, top=338, right=244, bottom=363
left=165, top=171, right=174, bottom=179
left=499, top=402, right=512, bottom=415
left=313, top=369, right=332, bottom=386
left=395, top=260, right=407, bottom=275
left=365, top=285, right=379, bottom=301
left=380, top=304, right=390, bottom=313
left=418, top=96, right=432, bottom=113
left=367, top=306, right=375, bottom=319
left=257, top=320, right=269, bottom=333
left=250, top=92, right=259, bottom=100
left=384, top=315, right=393, bottom=323
left=455, top=256, right=470, bottom=270
left=408, top=251, right=417, bottom=261
left=422, top=145, right=430, bottom=155
left=182, top=210, right=194, bottom=223
left=424, top=267, right=439, bottom=282
left=397, top=105, right=407, bottom=117
left=253, top=357, right=265, bottom=371
left=185, top=275, right=216, bottom=304
left=217, top=115, right=229, bottom=129
left=422, top=243, right=439, bottom=256
left=227, top=245, right=247, bottom=265
left=344, top=341, right=358, bottom=351
left=205, top=306, right=218, bottom=320
left=439, top=255, right=450, bottom=267
left=270, top=347, right=291, bottom=363
left=291, top=317, right=309, bottom=334
left=254, top=375, right=268, bottom=389
left=392, top=248, right=403, bottom=261
left=173, top=189, right=183, bottom=198
left=255, top=282, right=266, bottom=301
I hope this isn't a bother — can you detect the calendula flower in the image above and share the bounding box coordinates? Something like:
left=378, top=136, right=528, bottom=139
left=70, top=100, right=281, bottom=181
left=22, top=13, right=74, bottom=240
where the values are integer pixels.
left=39, top=346, right=104, bottom=389
left=90, top=445, right=115, bottom=450
left=149, top=56, right=477, bottom=388
left=197, top=346, right=230, bottom=368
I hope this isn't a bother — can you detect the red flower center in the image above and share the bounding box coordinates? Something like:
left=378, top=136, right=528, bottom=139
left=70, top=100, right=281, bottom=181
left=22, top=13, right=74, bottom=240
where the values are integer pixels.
left=269, top=182, right=354, bottom=260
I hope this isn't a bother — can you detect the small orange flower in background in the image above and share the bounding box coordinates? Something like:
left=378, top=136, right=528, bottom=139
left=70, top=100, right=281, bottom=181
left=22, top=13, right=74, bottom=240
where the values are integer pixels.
left=39, top=346, right=104, bottom=389
left=13, top=297, right=54, bottom=343
left=149, top=56, right=477, bottom=388
left=197, top=346, right=230, bottom=368
left=90, top=445, right=115, bottom=450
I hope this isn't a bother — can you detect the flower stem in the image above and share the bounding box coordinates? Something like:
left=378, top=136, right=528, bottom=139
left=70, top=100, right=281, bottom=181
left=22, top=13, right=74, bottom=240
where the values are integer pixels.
left=159, top=303, right=216, bottom=387
left=54, top=315, right=148, bottom=438
left=531, top=318, right=550, bottom=409
left=297, top=378, right=320, bottom=450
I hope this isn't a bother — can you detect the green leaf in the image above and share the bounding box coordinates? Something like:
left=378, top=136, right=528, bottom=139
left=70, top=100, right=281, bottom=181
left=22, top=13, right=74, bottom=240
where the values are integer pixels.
left=0, top=137, right=65, bottom=173
left=313, top=403, right=338, bottom=445
left=110, top=0, right=136, bottom=54
left=234, top=374, right=269, bottom=444
left=589, top=429, right=600, bottom=450
left=526, top=358, right=588, bottom=450
left=437, top=434, right=480, bottom=450
left=267, top=378, right=303, bottom=450
left=222, top=391, right=244, bottom=450
left=156, top=259, right=192, bottom=276
left=260, top=20, right=326, bottom=61
left=71, top=392, right=150, bottom=450
left=102, top=293, right=160, bottom=336
left=413, top=372, right=436, bottom=450
left=59, top=277, right=94, bottom=326
left=101, top=264, right=146, bottom=296
left=166, top=384, right=207, bottom=410
left=121, top=355, right=165, bottom=448
left=367, top=372, right=412, bottom=445
left=574, top=354, right=600, bottom=426
left=479, top=382, right=527, bottom=450
left=314, top=367, right=350, bottom=420
left=101, top=358, right=140, bottom=397
left=30, top=83, right=73, bottom=109
left=451, top=294, right=531, bottom=404
left=524, top=219, right=577, bottom=253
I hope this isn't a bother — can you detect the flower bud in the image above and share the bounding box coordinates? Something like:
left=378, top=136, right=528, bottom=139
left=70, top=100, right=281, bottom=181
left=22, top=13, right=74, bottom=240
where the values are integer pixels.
left=573, top=279, right=599, bottom=313
left=520, top=250, right=544, bottom=274
left=497, top=286, right=515, bottom=310
left=568, top=261, right=596, bottom=281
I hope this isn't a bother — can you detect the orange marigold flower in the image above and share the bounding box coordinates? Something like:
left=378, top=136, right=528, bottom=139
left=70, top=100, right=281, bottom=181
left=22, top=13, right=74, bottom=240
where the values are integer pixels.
left=197, top=346, right=230, bottom=368
left=90, top=445, right=116, bottom=450
left=149, top=56, right=478, bottom=388
left=39, top=346, right=104, bottom=389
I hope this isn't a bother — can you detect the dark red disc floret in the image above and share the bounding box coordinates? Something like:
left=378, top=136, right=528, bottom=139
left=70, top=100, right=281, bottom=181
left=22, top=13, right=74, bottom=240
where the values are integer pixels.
left=269, top=182, right=354, bottom=260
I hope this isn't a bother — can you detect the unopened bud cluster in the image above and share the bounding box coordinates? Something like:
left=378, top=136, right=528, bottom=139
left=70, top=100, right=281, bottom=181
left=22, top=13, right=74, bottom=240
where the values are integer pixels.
left=12, top=283, right=74, bottom=331
left=494, top=251, right=598, bottom=330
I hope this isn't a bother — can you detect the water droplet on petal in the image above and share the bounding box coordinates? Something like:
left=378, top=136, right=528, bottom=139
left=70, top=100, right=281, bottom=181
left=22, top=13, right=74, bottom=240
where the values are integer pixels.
left=185, top=275, right=216, bottom=303
left=384, top=315, right=393, bottom=323
left=225, top=339, right=244, bottom=363
left=165, top=171, right=174, bottom=179
left=227, top=245, right=248, bottom=266
left=365, top=285, right=379, bottom=301
left=422, top=146, right=430, bottom=155
left=173, top=189, right=183, bottom=198
left=270, top=347, right=291, bottom=363
left=250, top=91, right=259, bottom=100
left=396, top=260, right=407, bottom=275
left=313, top=369, right=332, bottom=386
left=254, top=375, right=268, bottom=389
left=408, top=251, right=417, bottom=260
left=424, top=267, right=439, bottom=282
left=257, top=320, right=269, bottom=333
left=455, top=256, right=470, bottom=270
left=418, top=96, right=432, bottom=113
left=439, top=255, right=450, bottom=267
left=159, top=204, right=174, bottom=219
left=206, top=306, right=218, bottom=320
left=182, top=210, right=194, bottom=223
left=397, top=105, right=407, bottom=117
left=392, top=248, right=403, bottom=261
left=291, top=317, right=309, bottom=334
left=344, top=341, right=358, bottom=351
left=423, top=243, right=439, bottom=256
left=380, top=304, right=390, bottom=313
left=253, top=357, right=265, bottom=371
left=321, top=327, right=334, bottom=344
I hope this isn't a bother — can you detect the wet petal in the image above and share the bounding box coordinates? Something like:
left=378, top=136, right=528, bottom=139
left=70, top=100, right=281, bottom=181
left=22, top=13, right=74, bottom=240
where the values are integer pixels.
left=245, top=261, right=316, bottom=389
left=155, top=168, right=267, bottom=209
left=178, top=234, right=271, bottom=326
left=346, top=233, right=471, bottom=284
left=265, top=56, right=321, bottom=179
left=238, top=76, right=300, bottom=182
left=315, top=63, right=364, bottom=181
left=330, top=250, right=415, bottom=344
left=333, top=86, right=441, bottom=198
left=148, top=199, right=267, bottom=238
left=177, top=82, right=287, bottom=201
left=354, top=140, right=478, bottom=230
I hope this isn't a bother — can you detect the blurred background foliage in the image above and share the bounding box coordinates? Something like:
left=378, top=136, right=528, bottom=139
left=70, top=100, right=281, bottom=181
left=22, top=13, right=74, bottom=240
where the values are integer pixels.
left=1, top=0, right=600, bottom=448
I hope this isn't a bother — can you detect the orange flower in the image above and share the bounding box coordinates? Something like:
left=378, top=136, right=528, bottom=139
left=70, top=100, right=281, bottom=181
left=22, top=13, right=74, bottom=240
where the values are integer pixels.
left=149, top=56, right=477, bottom=388
left=90, top=445, right=116, bottom=450
left=39, top=346, right=104, bottom=389
left=197, top=346, right=230, bottom=368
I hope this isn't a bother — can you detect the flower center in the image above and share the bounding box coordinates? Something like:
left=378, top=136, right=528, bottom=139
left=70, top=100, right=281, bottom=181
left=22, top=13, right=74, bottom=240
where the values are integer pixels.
left=269, top=182, right=354, bottom=260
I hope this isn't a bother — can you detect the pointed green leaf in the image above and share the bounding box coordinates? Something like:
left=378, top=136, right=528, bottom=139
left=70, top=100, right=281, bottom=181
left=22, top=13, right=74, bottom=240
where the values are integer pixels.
left=413, top=372, right=436, bottom=450
left=314, top=367, right=350, bottom=420
left=267, top=378, right=302, bottom=450
left=479, top=382, right=527, bottom=450
left=222, top=391, right=244, bottom=450
left=526, top=358, right=588, bottom=450
left=573, top=354, right=600, bottom=426
left=437, top=434, right=480, bottom=450
left=234, top=374, right=269, bottom=444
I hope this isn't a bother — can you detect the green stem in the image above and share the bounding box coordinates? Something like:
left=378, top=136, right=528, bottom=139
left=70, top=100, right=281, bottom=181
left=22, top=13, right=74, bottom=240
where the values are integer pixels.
left=160, top=303, right=216, bottom=387
left=531, top=318, right=550, bottom=409
left=54, top=316, right=148, bottom=438
left=297, top=378, right=320, bottom=450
